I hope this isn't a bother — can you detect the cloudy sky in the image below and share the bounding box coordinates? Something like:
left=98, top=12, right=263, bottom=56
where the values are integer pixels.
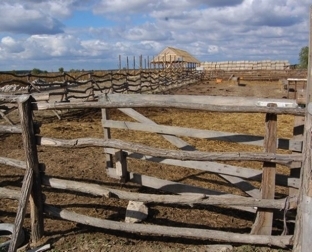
left=0, top=0, right=310, bottom=71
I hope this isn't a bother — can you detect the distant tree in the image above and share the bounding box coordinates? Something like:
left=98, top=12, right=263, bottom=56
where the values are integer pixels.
left=299, top=46, right=309, bottom=69
left=59, top=67, right=64, bottom=73
left=31, top=68, right=42, bottom=74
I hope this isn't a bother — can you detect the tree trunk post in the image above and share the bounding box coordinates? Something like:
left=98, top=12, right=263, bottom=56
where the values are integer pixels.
left=9, top=95, right=44, bottom=251
left=251, top=111, right=277, bottom=235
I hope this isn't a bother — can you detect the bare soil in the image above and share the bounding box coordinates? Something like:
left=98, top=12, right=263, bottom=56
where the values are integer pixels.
left=0, top=79, right=294, bottom=251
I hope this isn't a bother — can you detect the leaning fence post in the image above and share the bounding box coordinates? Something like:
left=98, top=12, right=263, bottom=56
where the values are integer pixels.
left=251, top=109, right=277, bottom=235
left=9, top=95, right=44, bottom=251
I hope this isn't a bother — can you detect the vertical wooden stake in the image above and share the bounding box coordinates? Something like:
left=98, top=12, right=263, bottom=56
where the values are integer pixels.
left=101, top=109, right=113, bottom=170
left=293, top=6, right=312, bottom=252
left=115, top=150, right=128, bottom=183
left=9, top=95, right=44, bottom=251
left=251, top=112, right=277, bottom=235
left=289, top=116, right=304, bottom=197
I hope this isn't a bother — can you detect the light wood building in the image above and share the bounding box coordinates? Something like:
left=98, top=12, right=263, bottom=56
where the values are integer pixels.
left=151, top=47, right=200, bottom=69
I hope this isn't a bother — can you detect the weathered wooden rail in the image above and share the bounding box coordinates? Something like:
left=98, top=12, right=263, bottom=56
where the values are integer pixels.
left=204, top=69, right=307, bottom=82
left=0, top=92, right=309, bottom=250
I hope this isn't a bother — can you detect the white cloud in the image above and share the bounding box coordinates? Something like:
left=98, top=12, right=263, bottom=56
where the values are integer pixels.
left=0, top=0, right=310, bottom=70
left=0, top=3, right=65, bottom=34
left=124, top=23, right=173, bottom=41
left=1, top=36, right=24, bottom=53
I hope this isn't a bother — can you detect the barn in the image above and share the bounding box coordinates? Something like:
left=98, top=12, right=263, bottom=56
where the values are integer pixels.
left=151, top=47, right=200, bottom=69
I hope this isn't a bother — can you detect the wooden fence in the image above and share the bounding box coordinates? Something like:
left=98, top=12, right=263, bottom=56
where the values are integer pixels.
left=0, top=68, right=201, bottom=98
left=0, top=91, right=309, bottom=251
left=0, top=69, right=201, bottom=125
left=203, top=69, right=307, bottom=81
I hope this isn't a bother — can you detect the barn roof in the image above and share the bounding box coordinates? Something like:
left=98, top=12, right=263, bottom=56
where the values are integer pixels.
left=152, top=47, right=200, bottom=64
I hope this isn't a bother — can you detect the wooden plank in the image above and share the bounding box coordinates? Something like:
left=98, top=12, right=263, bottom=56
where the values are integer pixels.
left=41, top=176, right=297, bottom=209
left=103, top=119, right=302, bottom=151
left=220, top=174, right=260, bottom=199
left=105, top=149, right=299, bottom=189
left=33, top=94, right=304, bottom=115
left=287, top=78, right=307, bottom=82
left=107, top=167, right=255, bottom=213
left=0, top=187, right=20, bottom=200
left=44, top=205, right=292, bottom=248
left=0, top=93, right=49, bottom=103
left=0, top=109, right=15, bottom=125
left=0, top=125, right=22, bottom=134
left=109, top=94, right=298, bottom=108
left=118, top=108, right=194, bottom=150
left=293, top=7, right=312, bottom=251
left=251, top=112, right=277, bottom=235
left=37, top=136, right=301, bottom=165
left=0, top=156, right=26, bottom=169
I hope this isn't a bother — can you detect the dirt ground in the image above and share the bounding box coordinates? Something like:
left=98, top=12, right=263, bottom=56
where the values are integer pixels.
left=0, top=79, right=295, bottom=251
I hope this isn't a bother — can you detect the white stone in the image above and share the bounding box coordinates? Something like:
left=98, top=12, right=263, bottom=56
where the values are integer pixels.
left=125, top=201, right=148, bottom=223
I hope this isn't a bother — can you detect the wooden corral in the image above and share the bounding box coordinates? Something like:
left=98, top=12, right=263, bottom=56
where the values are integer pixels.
left=0, top=90, right=308, bottom=250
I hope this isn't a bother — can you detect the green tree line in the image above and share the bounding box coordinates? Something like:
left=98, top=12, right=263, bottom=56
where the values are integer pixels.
left=299, top=46, right=309, bottom=69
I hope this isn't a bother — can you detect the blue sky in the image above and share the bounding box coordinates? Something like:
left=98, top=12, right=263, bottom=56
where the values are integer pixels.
left=0, top=0, right=310, bottom=71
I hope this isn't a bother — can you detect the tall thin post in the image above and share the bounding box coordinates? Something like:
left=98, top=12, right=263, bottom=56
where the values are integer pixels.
left=251, top=110, right=277, bottom=235
left=140, top=55, right=142, bottom=70
left=101, top=109, right=113, bottom=170
left=126, top=56, right=129, bottom=70
left=9, top=95, right=44, bottom=252
left=293, top=6, right=312, bottom=251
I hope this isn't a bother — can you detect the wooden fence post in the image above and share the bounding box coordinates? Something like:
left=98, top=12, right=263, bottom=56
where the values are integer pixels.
left=251, top=111, right=277, bottom=235
left=289, top=115, right=304, bottom=197
left=102, top=109, right=113, bottom=170
left=115, top=150, right=128, bottom=183
left=293, top=6, right=312, bottom=251
left=9, top=95, right=44, bottom=251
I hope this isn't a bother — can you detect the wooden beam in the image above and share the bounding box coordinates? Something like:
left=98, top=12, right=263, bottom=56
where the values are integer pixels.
left=103, top=119, right=302, bottom=151
left=41, top=176, right=296, bottom=209
left=293, top=6, right=312, bottom=252
left=44, top=205, right=292, bottom=248
left=105, top=149, right=299, bottom=189
left=36, top=136, right=301, bottom=165
left=32, top=94, right=304, bottom=115
left=0, top=125, right=22, bottom=134
left=251, top=112, right=277, bottom=235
